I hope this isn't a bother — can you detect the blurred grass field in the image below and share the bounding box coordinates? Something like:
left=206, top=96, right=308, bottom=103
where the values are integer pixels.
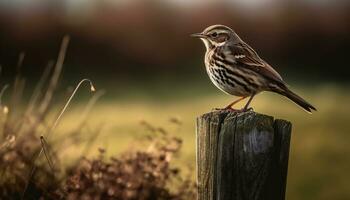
left=51, top=81, right=350, bottom=200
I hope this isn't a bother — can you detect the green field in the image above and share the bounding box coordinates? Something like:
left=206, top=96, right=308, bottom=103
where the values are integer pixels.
left=48, top=82, right=350, bottom=200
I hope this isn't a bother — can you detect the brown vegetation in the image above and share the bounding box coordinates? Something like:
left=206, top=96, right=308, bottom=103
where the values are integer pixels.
left=0, top=38, right=196, bottom=199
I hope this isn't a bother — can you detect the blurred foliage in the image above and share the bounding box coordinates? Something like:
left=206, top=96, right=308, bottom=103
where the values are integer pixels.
left=0, top=39, right=196, bottom=200
left=60, top=128, right=196, bottom=200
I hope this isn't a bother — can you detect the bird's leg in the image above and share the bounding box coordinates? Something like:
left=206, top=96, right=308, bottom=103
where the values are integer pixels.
left=213, top=97, right=246, bottom=112
left=224, top=96, right=247, bottom=110
left=242, top=94, right=255, bottom=111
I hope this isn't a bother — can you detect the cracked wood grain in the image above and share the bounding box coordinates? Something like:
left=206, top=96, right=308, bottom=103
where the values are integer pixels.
left=196, top=111, right=291, bottom=200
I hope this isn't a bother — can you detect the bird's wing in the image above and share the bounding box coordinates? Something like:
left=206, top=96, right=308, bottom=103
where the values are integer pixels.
left=227, top=43, right=284, bottom=83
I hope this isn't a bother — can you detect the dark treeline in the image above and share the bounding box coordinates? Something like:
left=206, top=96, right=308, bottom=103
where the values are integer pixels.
left=0, top=1, right=349, bottom=82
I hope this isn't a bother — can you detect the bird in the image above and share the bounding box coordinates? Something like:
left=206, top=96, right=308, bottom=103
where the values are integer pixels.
left=191, top=24, right=316, bottom=113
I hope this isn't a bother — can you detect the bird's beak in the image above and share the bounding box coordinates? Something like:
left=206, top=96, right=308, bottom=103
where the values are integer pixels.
left=191, top=33, right=206, bottom=38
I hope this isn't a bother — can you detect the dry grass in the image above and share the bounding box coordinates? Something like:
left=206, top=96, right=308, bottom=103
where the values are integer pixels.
left=0, top=37, right=196, bottom=200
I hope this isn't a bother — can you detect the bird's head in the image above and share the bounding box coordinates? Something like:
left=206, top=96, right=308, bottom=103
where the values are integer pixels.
left=191, top=24, right=242, bottom=51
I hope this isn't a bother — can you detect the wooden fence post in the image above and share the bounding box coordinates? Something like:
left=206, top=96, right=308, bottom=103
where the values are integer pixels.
left=196, top=110, right=292, bottom=200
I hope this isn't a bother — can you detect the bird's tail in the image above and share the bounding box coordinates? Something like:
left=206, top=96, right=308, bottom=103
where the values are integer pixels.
left=277, top=87, right=317, bottom=113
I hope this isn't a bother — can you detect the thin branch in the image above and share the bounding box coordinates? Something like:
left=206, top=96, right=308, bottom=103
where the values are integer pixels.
left=22, top=78, right=96, bottom=199
left=40, top=136, right=55, bottom=172
left=48, top=79, right=95, bottom=137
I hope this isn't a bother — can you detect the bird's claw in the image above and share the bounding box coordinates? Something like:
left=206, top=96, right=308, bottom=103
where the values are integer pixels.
left=212, top=107, right=254, bottom=113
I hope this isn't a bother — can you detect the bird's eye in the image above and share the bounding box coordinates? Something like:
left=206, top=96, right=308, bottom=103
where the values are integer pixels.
left=211, top=32, right=218, bottom=37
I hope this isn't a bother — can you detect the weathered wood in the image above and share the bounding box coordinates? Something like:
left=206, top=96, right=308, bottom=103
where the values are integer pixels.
left=196, top=111, right=291, bottom=200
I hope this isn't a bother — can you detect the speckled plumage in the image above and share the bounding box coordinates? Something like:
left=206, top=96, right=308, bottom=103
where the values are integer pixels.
left=192, top=24, right=316, bottom=112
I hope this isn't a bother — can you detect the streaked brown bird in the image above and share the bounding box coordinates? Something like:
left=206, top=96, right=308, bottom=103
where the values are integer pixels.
left=192, top=24, right=316, bottom=113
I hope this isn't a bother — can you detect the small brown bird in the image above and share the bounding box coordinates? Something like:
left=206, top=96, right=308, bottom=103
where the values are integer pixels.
left=192, top=25, right=316, bottom=113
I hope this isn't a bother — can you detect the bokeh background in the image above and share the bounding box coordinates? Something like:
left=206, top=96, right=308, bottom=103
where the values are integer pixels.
left=1, top=0, right=350, bottom=199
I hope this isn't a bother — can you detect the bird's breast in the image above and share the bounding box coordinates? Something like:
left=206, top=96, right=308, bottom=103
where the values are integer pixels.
left=204, top=50, right=257, bottom=97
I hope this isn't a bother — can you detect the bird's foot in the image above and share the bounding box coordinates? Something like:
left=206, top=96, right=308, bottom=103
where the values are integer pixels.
left=212, top=107, right=239, bottom=112
left=212, top=107, right=254, bottom=113
left=214, top=104, right=240, bottom=112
